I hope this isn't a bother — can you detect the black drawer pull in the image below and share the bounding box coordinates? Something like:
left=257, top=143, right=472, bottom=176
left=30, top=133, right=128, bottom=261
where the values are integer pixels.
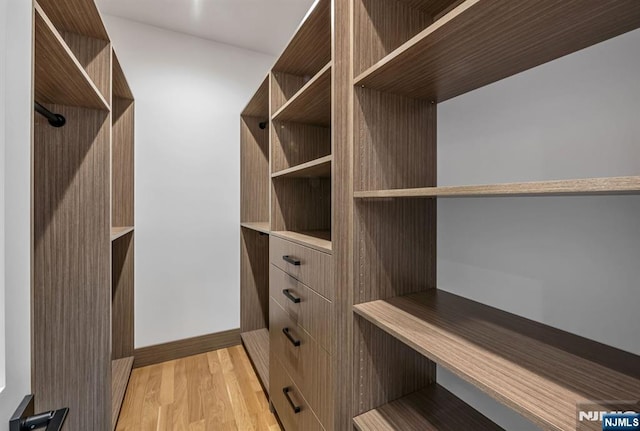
left=282, top=255, right=301, bottom=266
left=282, top=327, right=301, bottom=347
left=283, top=387, right=301, bottom=414
left=283, top=289, right=301, bottom=303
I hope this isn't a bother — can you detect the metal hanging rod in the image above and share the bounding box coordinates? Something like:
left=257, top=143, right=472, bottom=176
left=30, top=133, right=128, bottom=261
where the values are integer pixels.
left=34, top=102, right=66, bottom=128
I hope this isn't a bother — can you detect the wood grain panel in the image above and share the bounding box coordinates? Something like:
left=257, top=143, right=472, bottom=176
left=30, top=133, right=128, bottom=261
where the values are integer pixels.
left=271, top=121, right=331, bottom=173
left=355, top=0, right=640, bottom=101
left=272, top=155, right=332, bottom=179
left=112, top=97, right=134, bottom=227
left=61, top=31, right=111, bottom=103
left=111, top=226, right=134, bottom=241
left=354, top=0, right=433, bottom=76
left=354, top=87, right=436, bottom=191
left=113, top=51, right=134, bottom=100
left=270, top=265, right=333, bottom=354
left=270, top=235, right=333, bottom=300
left=270, top=230, right=332, bottom=254
left=34, top=5, right=109, bottom=110
left=112, top=233, right=134, bottom=359
left=242, top=75, right=269, bottom=118
left=272, top=0, right=331, bottom=76
left=133, top=329, right=241, bottom=368
left=270, top=298, right=333, bottom=428
left=241, top=116, right=270, bottom=223
left=271, top=71, right=308, bottom=115
left=33, top=104, right=112, bottom=430
left=271, top=177, right=331, bottom=234
left=112, top=356, right=134, bottom=430
left=353, top=383, right=503, bottom=430
left=355, top=175, right=640, bottom=198
left=37, top=0, right=110, bottom=40
left=355, top=198, right=436, bottom=304
left=240, top=228, right=270, bottom=332
left=395, top=0, right=464, bottom=16
left=354, top=290, right=640, bottom=431
left=241, top=328, right=270, bottom=394
left=241, top=222, right=270, bottom=235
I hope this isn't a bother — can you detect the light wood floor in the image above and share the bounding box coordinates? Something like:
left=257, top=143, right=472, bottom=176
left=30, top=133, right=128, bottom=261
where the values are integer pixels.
left=116, top=345, right=280, bottom=431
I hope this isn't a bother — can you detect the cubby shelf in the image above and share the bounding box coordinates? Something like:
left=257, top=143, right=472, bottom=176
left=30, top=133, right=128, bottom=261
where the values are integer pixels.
left=242, top=76, right=270, bottom=119
left=111, top=226, right=134, bottom=241
left=111, top=356, right=134, bottom=429
left=241, top=328, right=270, bottom=394
left=353, top=290, right=640, bottom=431
left=113, top=53, right=134, bottom=101
left=34, top=4, right=110, bottom=111
left=353, top=176, right=640, bottom=199
left=272, top=62, right=332, bottom=127
left=354, top=0, right=640, bottom=101
left=272, top=155, right=332, bottom=179
left=241, top=222, right=270, bottom=235
left=353, top=384, right=503, bottom=431
left=37, top=0, right=109, bottom=40
left=271, top=230, right=331, bottom=253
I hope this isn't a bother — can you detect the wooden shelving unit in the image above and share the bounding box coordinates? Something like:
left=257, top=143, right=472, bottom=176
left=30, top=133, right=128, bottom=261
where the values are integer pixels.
left=240, top=329, right=270, bottom=394
left=270, top=230, right=332, bottom=253
left=271, top=155, right=332, bottom=179
left=111, top=356, right=134, bottom=428
left=353, top=384, right=503, bottom=431
left=240, top=222, right=270, bottom=235
left=111, top=226, right=134, bottom=241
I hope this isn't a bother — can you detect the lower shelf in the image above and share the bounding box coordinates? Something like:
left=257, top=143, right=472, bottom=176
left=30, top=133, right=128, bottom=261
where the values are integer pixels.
left=353, top=384, right=503, bottom=431
left=111, top=356, right=134, bottom=430
left=270, top=230, right=332, bottom=253
left=241, top=328, right=269, bottom=394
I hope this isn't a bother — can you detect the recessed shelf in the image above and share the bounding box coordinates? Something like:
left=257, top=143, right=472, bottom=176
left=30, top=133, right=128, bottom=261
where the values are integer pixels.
left=241, top=328, right=270, bottom=394
left=354, top=0, right=640, bottom=101
left=241, top=222, right=270, bottom=235
left=34, top=4, right=110, bottom=111
left=111, top=356, right=134, bottom=430
left=36, top=0, right=110, bottom=41
left=272, top=62, right=332, bottom=127
left=271, top=230, right=331, bottom=254
left=272, top=155, right=332, bottom=179
left=113, top=52, right=134, bottom=101
left=111, top=226, right=134, bottom=242
left=353, top=290, right=640, bottom=431
left=242, top=75, right=269, bottom=118
left=354, top=176, right=640, bottom=199
left=353, top=384, right=503, bottom=431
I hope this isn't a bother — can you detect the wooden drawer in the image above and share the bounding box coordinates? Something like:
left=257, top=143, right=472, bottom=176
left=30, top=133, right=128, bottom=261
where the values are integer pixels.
left=270, top=297, right=332, bottom=429
left=270, top=235, right=333, bottom=300
left=270, top=355, right=325, bottom=431
left=270, top=264, right=333, bottom=354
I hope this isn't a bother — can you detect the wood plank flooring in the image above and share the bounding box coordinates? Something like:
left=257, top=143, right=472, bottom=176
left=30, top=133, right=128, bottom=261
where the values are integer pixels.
left=116, top=345, right=280, bottom=431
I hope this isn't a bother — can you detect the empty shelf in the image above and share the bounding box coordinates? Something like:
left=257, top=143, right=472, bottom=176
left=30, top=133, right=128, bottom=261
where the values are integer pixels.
left=270, top=230, right=331, bottom=254
left=111, top=226, right=134, bottom=241
left=271, top=155, right=332, bottom=179
left=353, top=290, right=640, bottom=431
left=113, top=52, right=134, bottom=100
left=36, top=0, right=109, bottom=40
left=353, top=384, right=503, bottom=431
left=112, top=356, right=134, bottom=430
left=241, top=222, right=270, bottom=235
left=272, top=62, right=331, bottom=127
left=355, top=0, right=640, bottom=101
left=241, top=329, right=270, bottom=394
left=242, top=75, right=269, bottom=118
left=354, top=176, right=640, bottom=198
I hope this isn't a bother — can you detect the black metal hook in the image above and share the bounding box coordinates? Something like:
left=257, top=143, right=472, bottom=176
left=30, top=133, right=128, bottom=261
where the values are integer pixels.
left=34, top=102, right=66, bottom=128
left=258, top=121, right=267, bottom=130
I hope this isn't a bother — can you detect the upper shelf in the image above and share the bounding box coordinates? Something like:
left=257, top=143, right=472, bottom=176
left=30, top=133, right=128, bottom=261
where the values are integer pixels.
left=353, top=290, right=640, bottom=431
left=272, top=0, right=331, bottom=76
left=34, top=4, right=110, bottom=111
left=354, top=176, right=640, bottom=199
left=354, top=0, right=640, bottom=101
left=241, top=222, right=270, bottom=235
left=272, top=155, right=332, bottom=179
left=36, top=0, right=110, bottom=41
left=272, top=62, right=331, bottom=127
left=242, top=75, right=269, bottom=118
left=113, top=51, right=134, bottom=100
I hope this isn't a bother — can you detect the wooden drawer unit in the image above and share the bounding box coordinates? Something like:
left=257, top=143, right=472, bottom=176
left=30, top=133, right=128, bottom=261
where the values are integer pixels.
left=270, top=264, right=333, bottom=354
left=270, top=235, right=333, bottom=300
left=270, top=297, right=332, bottom=428
left=270, top=354, right=325, bottom=431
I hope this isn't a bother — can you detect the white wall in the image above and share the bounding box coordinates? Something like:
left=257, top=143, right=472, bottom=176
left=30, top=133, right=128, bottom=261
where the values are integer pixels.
left=0, top=0, right=7, bottom=392
left=103, top=16, right=275, bottom=348
left=437, top=29, right=640, bottom=430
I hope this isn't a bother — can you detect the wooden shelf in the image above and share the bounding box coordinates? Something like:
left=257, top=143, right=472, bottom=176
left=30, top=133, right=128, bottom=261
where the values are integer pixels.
left=241, top=329, right=270, bottom=394
left=241, top=222, right=270, bottom=235
left=242, top=75, right=269, bottom=118
left=111, top=356, right=134, bottom=430
left=271, top=230, right=331, bottom=254
left=353, top=384, right=503, bottom=431
left=354, top=0, right=640, bottom=101
left=113, top=52, right=134, bottom=100
left=111, top=226, right=134, bottom=242
left=36, top=0, right=109, bottom=41
left=34, top=4, right=110, bottom=111
left=272, top=0, right=331, bottom=76
left=272, top=155, right=332, bottom=179
left=272, top=62, right=332, bottom=127
left=353, top=290, right=640, bottom=431
left=354, top=176, right=640, bottom=198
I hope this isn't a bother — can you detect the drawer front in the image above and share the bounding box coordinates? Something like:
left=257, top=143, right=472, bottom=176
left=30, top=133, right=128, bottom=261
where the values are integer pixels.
left=270, top=355, right=325, bottom=431
left=270, top=236, right=333, bottom=300
left=270, top=298, right=332, bottom=428
left=270, top=264, right=333, bottom=354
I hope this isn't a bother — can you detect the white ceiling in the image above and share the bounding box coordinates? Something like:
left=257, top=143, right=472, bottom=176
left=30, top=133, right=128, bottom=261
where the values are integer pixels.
left=96, top=0, right=316, bottom=55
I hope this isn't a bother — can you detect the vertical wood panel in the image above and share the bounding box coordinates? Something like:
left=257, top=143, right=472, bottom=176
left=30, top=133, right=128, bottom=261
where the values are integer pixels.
left=112, top=234, right=134, bottom=359
left=112, top=97, right=134, bottom=227
left=61, top=31, right=111, bottom=103
left=240, top=229, right=270, bottom=332
left=271, top=178, right=332, bottom=233
left=240, top=116, right=270, bottom=223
